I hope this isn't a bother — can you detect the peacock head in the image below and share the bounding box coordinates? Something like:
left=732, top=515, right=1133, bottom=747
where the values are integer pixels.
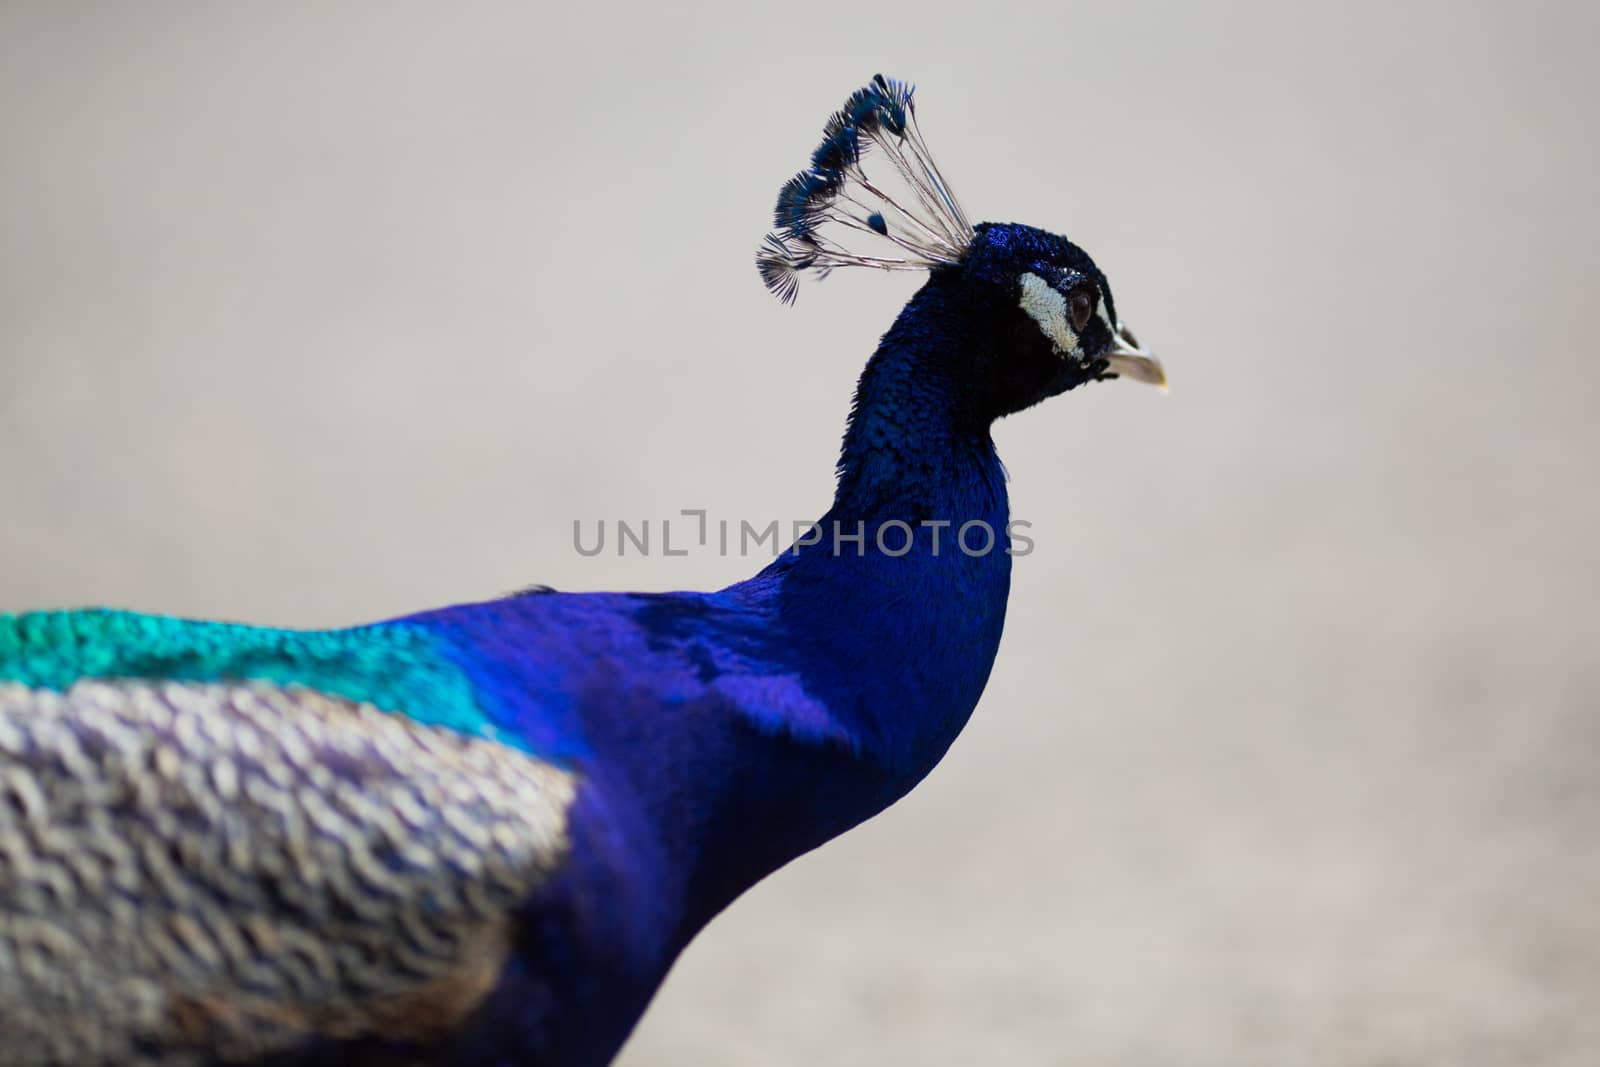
left=757, top=76, right=1165, bottom=413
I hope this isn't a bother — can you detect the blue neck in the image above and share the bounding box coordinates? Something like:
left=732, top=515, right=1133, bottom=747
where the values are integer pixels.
left=687, top=276, right=1012, bottom=916
left=438, top=281, right=1016, bottom=1061
left=572, top=278, right=1012, bottom=940
left=830, top=277, right=996, bottom=517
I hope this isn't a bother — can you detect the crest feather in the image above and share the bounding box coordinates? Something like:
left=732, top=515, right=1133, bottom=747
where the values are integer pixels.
left=756, top=74, right=973, bottom=303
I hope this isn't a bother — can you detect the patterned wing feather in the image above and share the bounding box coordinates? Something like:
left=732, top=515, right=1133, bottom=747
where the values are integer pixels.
left=0, top=678, right=575, bottom=1065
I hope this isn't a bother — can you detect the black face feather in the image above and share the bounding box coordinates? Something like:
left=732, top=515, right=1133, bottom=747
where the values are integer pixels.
left=961, top=221, right=1119, bottom=332
left=932, top=222, right=1133, bottom=417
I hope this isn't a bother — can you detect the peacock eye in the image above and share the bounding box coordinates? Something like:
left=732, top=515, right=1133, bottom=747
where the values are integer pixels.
left=1068, top=289, right=1095, bottom=333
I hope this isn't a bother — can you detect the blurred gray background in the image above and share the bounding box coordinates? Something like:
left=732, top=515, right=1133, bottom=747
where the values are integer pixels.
left=2, top=2, right=1597, bottom=1064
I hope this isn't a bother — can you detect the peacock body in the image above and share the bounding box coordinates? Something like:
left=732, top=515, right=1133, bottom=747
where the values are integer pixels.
left=0, top=76, right=1163, bottom=1066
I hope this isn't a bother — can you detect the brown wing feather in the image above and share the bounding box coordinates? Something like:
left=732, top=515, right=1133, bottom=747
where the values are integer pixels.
left=0, top=679, right=576, bottom=1066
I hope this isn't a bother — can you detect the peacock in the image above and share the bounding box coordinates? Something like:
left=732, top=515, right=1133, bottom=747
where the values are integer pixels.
left=0, top=76, right=1164, bottom=1066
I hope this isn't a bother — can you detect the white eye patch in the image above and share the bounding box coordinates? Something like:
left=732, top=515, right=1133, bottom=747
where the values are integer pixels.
left=1017, top=272, right=1079, bottom=356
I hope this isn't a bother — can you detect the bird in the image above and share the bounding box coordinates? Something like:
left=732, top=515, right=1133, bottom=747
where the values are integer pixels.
left=0, top=75, right=1164, bottom=1067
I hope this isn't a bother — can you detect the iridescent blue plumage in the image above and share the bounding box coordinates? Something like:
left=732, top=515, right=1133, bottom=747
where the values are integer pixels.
left=772, top=170, right=833, bottom=236
left=808, top=113, right=862, bottom=182
left=0, top=77, right=1164, bottom=1066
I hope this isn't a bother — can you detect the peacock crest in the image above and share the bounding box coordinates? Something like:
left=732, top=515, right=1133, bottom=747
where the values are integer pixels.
left=757, top=74, right=974, bottom=303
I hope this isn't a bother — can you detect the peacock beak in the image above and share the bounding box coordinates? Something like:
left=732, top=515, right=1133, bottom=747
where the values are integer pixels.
left=1103, top=324, right=1166, bottom=390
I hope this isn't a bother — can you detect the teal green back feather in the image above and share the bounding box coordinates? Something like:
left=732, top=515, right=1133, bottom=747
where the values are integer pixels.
left=0, top=608, right=502, bottom=742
